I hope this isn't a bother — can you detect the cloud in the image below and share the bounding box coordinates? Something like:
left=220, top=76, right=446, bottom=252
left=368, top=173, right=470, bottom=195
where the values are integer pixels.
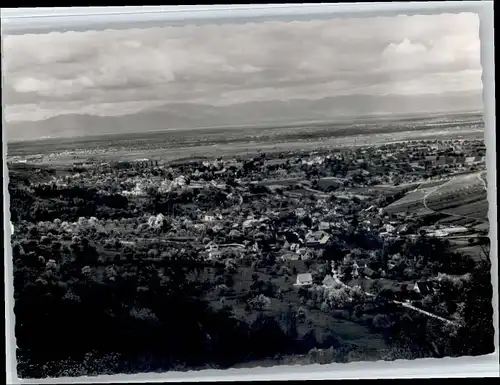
left=2, top=12, right=483, bottom=124
left=383, top=38, right=427, bottom=56
left=380, top=32, right=481, bottom=73
left=4, top=100, right=170, bottom=122
left=10, top=41, right=177, bottom=96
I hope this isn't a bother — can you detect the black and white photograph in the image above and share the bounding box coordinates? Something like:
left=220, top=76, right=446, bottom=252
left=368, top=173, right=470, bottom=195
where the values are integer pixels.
left=2, top=4, right=497, bottom=381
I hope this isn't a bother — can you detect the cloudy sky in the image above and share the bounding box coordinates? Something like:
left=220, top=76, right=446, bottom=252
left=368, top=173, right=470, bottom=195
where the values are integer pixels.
left=2, top=12, right=483, bottom=134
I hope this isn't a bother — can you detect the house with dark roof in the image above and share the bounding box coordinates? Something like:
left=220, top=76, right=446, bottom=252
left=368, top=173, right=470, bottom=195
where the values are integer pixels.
left=353, top=259, right=368, bottom=270
left=435, top=157, right=446, bottom=166
left=413, top=281, right=435, bottom=295
left=305, top=231, right=330, bottom=248
left=366, top=217, right=382, bottom=228
left=322, top=275, right=336, bottom=288
left=361, top=266, right=375, bottom=278
left=337, top=264, right=352, bottom=278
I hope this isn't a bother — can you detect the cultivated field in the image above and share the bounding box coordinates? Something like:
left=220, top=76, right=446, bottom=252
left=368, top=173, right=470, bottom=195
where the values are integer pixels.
left=384, top=170, right=488, bottom=223
left=383, top=188, right=437, bottom=215
left=425, top=172, right=488, bottom=219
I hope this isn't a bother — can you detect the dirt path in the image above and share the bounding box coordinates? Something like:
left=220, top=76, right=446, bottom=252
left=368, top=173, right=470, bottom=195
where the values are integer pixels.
left=394, top=301, right=457, bottom=325
left=478, top=171, right=488, bottom=191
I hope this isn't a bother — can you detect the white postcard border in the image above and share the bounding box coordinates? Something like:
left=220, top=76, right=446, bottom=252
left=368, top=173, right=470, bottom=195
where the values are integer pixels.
left=2, top=2, right=497, bottom=383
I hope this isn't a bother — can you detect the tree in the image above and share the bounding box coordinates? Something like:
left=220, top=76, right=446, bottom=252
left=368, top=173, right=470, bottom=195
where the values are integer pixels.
left=453, top=259, right=495, bottom=356
left=281, top=304, right=298, bottom=340
left=306, top=299, right=315, bottom=309
left=224, top=273, right=235, bottom=288
left=249, top=313, right=287, bottom=358
left=296, top=306, right=307, bottom=323
left=372, top=314, right=392, bottom=331
left=321, top=240, right=345, bottom=262
left=249, top=294, right=271, bottom=311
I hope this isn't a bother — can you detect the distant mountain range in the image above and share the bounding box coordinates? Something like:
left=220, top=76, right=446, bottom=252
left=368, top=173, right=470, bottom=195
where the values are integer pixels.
left=6, top=91, right=484, bottom=142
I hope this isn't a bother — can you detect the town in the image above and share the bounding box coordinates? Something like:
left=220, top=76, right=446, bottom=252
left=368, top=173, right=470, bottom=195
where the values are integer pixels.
left=9, top=137, right=493, bottom=377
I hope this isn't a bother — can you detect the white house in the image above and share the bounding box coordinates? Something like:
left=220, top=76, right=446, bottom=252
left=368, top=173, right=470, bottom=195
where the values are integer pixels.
left=208, top=249, right=222, bottom=260
left=242, top=219, right=258, bottom=229
left=431, top=229, right=449, bottom=238
left=281, top=253, right=300, bottom=262
left=352, top=262, right=360, bottom=278
left=318, top=222, right=331, bottom=231
left=203, top=215, right=216, bottom=222
left=319, top=234, right=331, bottom=246
left=295, top=273, right=313, bottom=286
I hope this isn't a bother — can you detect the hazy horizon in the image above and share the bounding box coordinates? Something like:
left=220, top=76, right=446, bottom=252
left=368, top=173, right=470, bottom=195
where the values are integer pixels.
left=2, top=12, right=484, bottom=141
left=7, top=108, right=484, bottom=146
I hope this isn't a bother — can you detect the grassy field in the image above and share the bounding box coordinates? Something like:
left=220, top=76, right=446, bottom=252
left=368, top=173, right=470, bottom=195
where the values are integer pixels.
left=440, top=200, right=489, bottom=219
